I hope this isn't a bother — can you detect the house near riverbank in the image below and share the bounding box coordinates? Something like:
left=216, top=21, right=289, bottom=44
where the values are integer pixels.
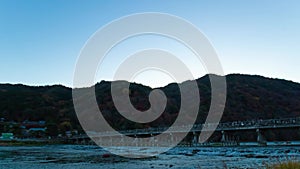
left=0, top=133, right=14, bottom=140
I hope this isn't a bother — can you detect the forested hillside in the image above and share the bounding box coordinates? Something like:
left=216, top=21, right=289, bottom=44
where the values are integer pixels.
left=1, top=74, right=300, bottom=140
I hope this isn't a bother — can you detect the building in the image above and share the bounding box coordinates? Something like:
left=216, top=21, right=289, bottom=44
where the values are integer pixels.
left=0, top=133, right=14, bottom=140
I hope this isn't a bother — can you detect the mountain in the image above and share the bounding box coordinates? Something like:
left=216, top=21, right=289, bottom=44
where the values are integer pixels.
left=0, top=74, right=300, bottom=140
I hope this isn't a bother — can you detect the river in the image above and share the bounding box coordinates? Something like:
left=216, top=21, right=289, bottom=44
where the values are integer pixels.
left=1, top=145, right=300, bottom=169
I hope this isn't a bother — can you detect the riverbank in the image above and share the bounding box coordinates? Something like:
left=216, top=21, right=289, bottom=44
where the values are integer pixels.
left=2, top=139, right=300, bottom=147
left=0, top=139, right=63, bottom=146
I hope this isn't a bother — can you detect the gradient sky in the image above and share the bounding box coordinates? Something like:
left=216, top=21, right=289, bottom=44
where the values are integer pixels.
left=1, top=0, right=299, bottom=88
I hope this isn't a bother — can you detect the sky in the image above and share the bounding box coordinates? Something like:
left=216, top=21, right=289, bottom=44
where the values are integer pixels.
left=0, top=0, right=300, bottom=88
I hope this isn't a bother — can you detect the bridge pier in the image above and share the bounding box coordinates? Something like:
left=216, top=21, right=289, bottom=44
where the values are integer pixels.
left=221, top=131, right=226, bottom=142
left=221, top=130, right=230, bottom=146
left=220, top=131, right=239, bottom=146
left=192, top=132, right=199, bottom=146
left=150, top=134, right=155, bottom=147
left=133, top=135, right=138, bottom=147
left=256, top=129, right=267, bottom=146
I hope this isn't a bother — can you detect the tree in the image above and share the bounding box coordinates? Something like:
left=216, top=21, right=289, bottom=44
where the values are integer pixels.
left=46, top=123, right=58, bottom=137
left=58, top=121, right=72, bottom=135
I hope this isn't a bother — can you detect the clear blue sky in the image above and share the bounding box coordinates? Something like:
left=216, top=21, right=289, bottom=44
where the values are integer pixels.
left=1, top=0, right=300, bottom=87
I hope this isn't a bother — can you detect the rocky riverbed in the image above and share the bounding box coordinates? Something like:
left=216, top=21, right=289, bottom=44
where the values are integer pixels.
left=1, top=145, right=300, bottom=169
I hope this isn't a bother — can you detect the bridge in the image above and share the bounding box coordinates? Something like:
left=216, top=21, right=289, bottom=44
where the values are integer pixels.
left=68, top=117, right=300, bottom=146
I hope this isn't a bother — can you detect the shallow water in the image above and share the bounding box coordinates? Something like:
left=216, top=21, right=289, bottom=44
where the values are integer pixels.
left=0, top=145, right=300, bottom=169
